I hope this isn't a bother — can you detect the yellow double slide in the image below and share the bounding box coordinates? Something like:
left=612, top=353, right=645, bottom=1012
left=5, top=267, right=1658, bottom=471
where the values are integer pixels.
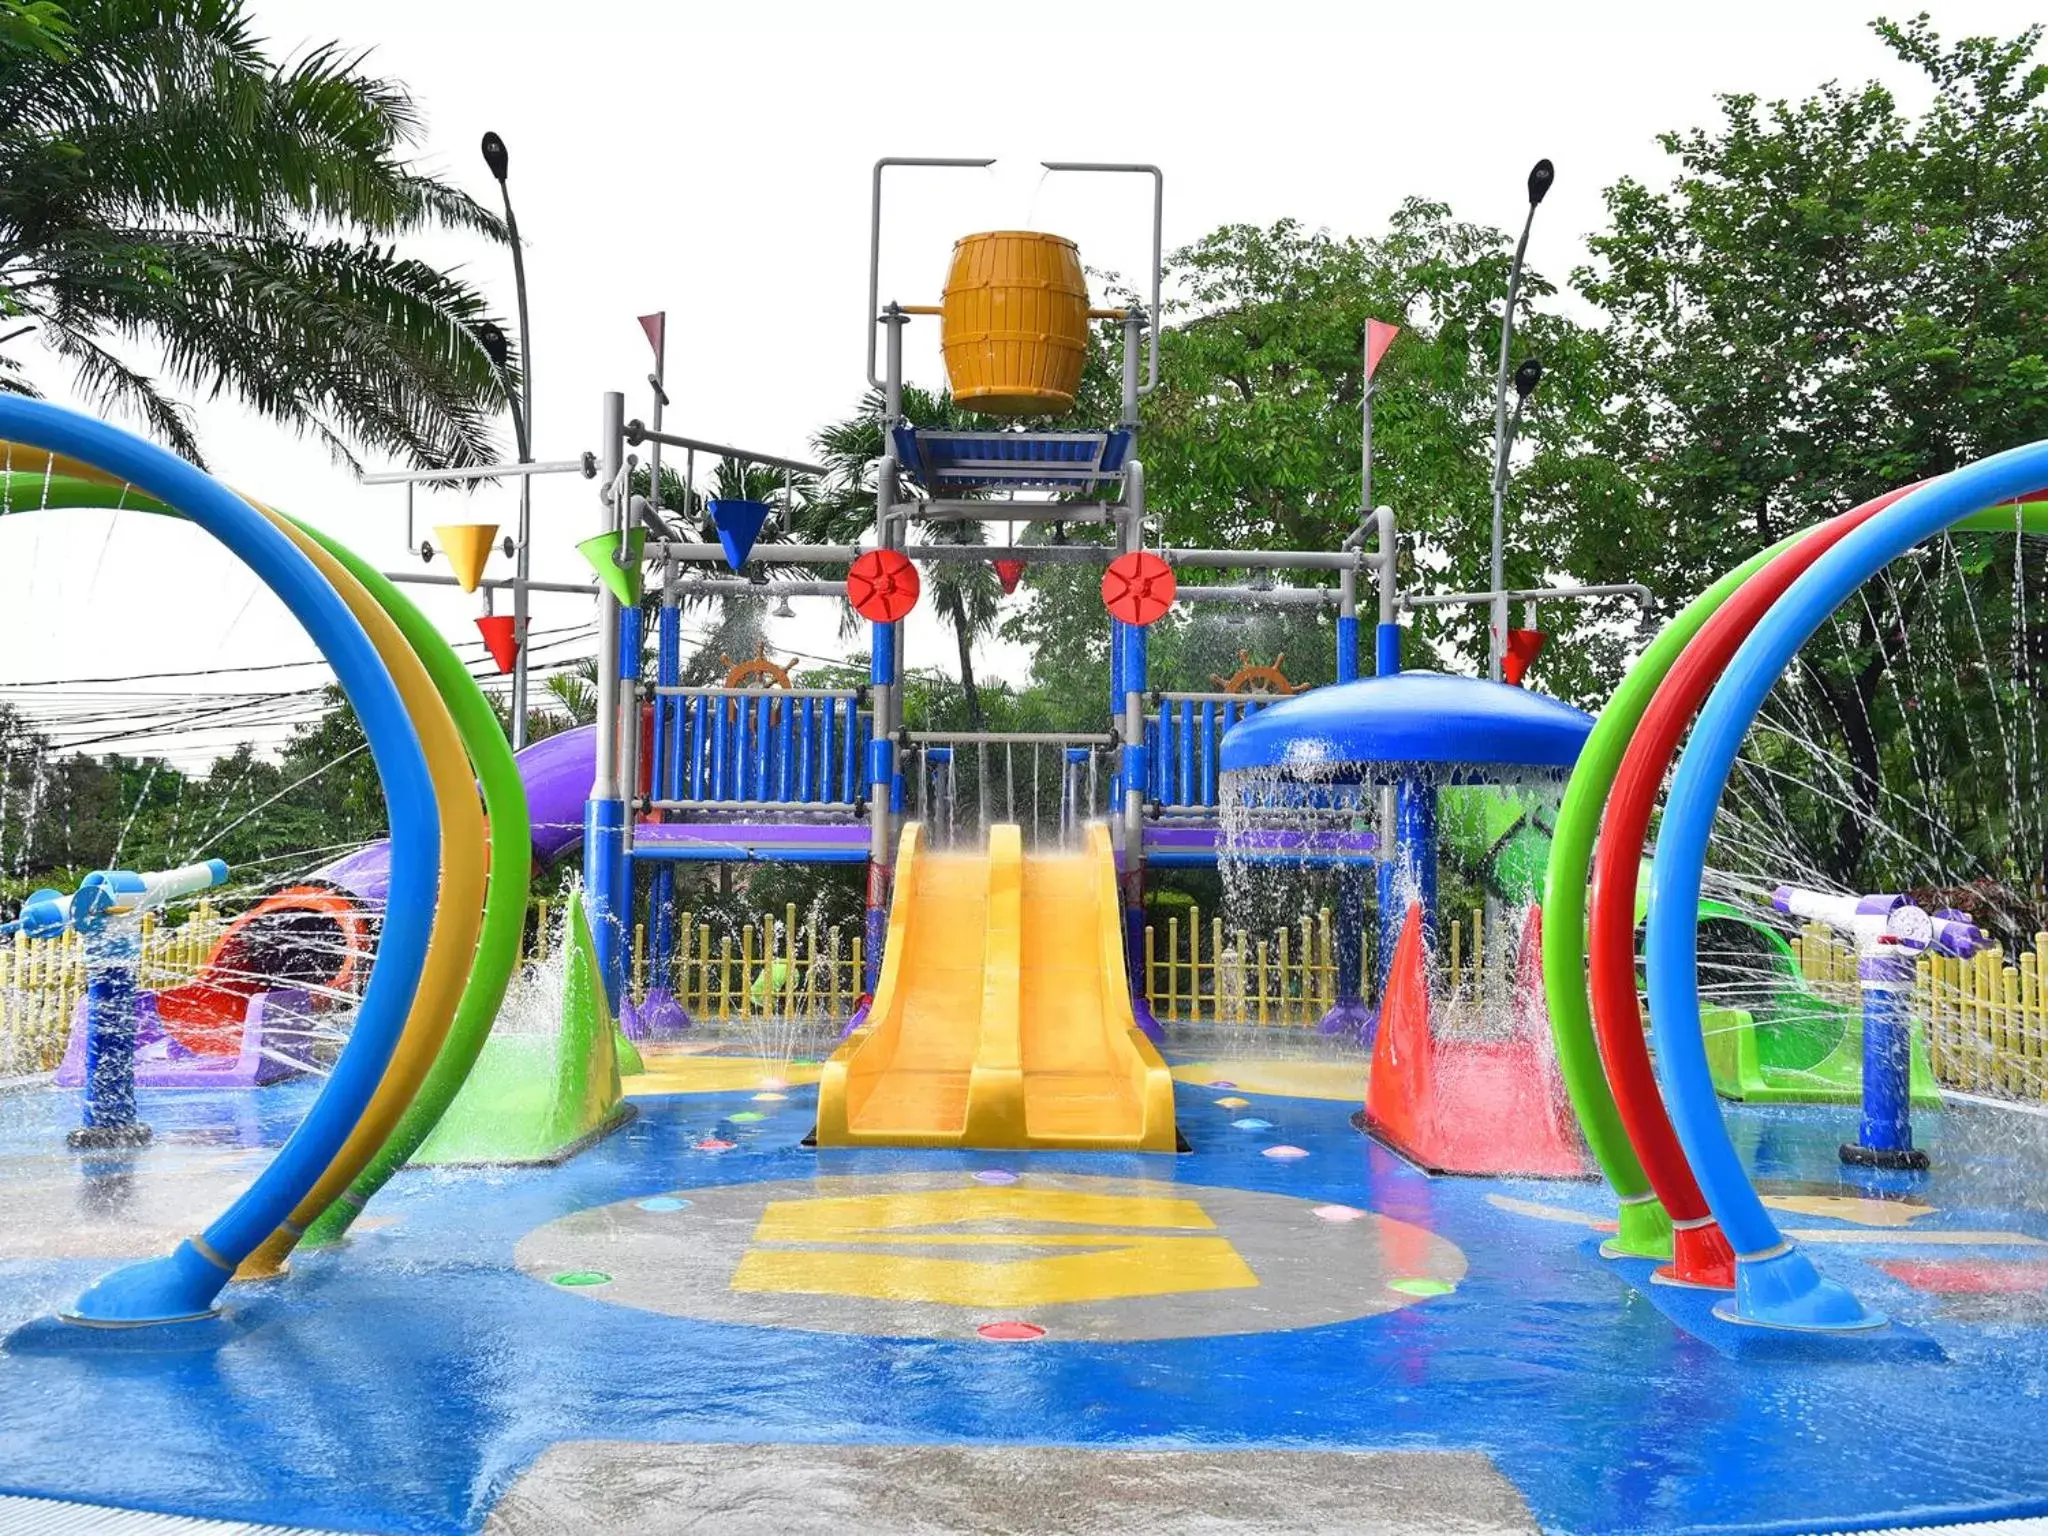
left=816, top=823, right=1178, bottom=1152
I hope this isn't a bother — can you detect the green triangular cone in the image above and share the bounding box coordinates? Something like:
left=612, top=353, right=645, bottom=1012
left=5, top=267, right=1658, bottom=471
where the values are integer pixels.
left=576, top=527, right=647, bottom=606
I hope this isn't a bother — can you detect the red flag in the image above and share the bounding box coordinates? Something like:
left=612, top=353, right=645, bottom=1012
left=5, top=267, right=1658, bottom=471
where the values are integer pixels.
left=993, top=558, right=1027, bottom=595
left=637, top=312, right=665, bottom=357
left=1365, top=318, right=1401, bottom=381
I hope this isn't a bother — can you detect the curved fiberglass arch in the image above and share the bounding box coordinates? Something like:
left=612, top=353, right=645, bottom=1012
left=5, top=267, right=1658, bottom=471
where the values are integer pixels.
left=1645, top=445, right=2048, bottom=1330
left=0, top=399, right=442, bottom=1325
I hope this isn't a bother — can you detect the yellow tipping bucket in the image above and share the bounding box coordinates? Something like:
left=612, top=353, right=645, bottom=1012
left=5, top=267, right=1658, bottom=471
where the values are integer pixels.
left=940, top=231, right=1089, bottom=416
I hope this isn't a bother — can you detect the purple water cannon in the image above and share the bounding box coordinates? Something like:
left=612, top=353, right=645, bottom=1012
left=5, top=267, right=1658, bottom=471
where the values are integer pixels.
left=1771, top=885, right=1982, bottom=1170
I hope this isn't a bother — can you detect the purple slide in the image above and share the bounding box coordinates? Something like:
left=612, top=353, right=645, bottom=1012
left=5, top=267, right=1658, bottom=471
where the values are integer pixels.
left=317, top=725, right=596, bottom=903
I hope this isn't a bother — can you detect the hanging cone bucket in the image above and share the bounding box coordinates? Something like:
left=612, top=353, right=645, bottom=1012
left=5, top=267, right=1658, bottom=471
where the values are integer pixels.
left=1503, top=628, right=1548, bottom=687
left=435, top=523, right=499, bottom=594
left=707, top=498, right=770, bottom=572
left=994, top=558, right=1027, bottom=595
left=576, top=527, right=647, bottom=607
left=475, top=614, right=519, bottom=674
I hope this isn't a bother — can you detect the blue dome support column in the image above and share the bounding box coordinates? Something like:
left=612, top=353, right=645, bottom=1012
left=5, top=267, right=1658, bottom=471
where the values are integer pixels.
left=1395, top=777, right=1440, bottom=955
left=1217, top=669, right=1593, bottom=1015
left=1318, top=862, right=1374, bottom=1040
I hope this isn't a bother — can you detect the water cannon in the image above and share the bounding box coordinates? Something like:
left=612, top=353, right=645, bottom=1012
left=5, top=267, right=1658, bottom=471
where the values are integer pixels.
left=1926, top=906, right=1987, bottom=960
left=1772, top=884, right=1985, bottom=1173
left=1770, top=884, right=1983, bottom=960
left=2, top=860, right=228, bottom=941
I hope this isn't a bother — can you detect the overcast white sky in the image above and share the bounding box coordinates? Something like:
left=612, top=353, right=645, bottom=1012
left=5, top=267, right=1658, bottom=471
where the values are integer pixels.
left=3, top=0, right=2042, bottom=767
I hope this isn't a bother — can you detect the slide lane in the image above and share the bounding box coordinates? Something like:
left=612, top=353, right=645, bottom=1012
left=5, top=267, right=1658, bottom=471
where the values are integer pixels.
left=817, top=823, right=1175, bottom=1152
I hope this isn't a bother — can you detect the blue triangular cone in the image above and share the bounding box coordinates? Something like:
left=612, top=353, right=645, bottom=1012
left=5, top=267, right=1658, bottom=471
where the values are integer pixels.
left=708, top=498, right=769, bottom=572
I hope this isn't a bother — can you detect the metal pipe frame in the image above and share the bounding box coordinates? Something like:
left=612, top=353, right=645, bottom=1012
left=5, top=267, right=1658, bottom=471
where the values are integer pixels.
left=648, top=540, right=1375, bottom=572
left=1040, top=162, right=1164, bottom=398
left=359, top=458, right=592, bottom=486
left=1398, top=581, right=1653, bottom=616
left=1150, top=689, right=1288, bottom=705
left=1178, top=585, right=1335, bottom=608
left=902, top=731, right=1117, bottom=747
left=385, top=571, right=593, bottom=596
left=668, top=579, right=848, bottom=600
left=906, top=505, right=1114, bottom=525
left=867, top=156, right=995, bottom=389
left=623, top=422, right=826, bottom=480
left=655, top=684, right=860, bottom=700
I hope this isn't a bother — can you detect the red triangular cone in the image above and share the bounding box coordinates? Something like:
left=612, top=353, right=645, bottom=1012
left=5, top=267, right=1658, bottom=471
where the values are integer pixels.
left=1503, top=628, right=1547, bottom=686
left=475, top=614, right=519, bottom=674
left=994, top=558, right=1026, bottom=595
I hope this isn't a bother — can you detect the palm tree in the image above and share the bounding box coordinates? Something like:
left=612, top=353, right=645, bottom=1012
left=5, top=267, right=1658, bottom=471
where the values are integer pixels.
left=804, top=385, right=1002, bottom=727
left=542, top=659, right=598, bottom=727
left=0, top=0, right=511, bottom=469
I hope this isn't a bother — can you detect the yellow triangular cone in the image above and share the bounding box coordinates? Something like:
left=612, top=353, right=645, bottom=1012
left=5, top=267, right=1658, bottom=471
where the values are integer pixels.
left=435, top=523, right=499, bottom=593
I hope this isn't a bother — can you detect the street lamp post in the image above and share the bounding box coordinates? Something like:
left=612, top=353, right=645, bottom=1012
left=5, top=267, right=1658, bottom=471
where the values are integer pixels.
left=1488, top=158, right=1553, bottom=680
left=482, top=130, right=537, bottom=749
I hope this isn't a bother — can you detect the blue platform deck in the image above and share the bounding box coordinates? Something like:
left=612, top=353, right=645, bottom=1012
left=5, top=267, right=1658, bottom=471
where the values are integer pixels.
left=1, top=1063, right=2045, bottom=1534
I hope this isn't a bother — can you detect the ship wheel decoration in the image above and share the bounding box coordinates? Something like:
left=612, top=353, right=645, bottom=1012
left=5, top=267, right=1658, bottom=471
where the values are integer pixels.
left=720, top=644, right=798, bottom=722
left=1211, top=651, right=1309, bottom=696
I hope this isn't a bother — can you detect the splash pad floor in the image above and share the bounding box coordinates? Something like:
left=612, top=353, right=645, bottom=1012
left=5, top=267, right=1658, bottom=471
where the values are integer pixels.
left=1, top=1049, right=2047, bottom=1534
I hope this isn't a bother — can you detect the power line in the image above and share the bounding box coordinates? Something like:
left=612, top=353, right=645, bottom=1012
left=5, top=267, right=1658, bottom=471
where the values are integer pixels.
left=0, top=622, right=597, bottom=687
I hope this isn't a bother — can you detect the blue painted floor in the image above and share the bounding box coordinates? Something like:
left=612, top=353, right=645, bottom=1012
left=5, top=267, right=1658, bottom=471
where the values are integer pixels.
left=1, top=1069, right=2046, bottom=1535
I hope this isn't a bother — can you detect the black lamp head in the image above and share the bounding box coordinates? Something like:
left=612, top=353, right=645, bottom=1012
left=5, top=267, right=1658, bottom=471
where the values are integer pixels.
left=481, top=131, right=509, bottom=183
left=1527, top=158, right=1555, bottom=207
left=476, top=320, right=509, bottom=369
left=1514, top=357, right=1544, bottom=399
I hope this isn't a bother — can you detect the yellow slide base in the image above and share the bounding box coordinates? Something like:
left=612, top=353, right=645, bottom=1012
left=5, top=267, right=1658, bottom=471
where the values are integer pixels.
left=816, top=823, right=1176, bottom=1153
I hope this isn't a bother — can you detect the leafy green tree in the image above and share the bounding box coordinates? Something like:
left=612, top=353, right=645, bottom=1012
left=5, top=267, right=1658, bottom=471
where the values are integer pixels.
left=1001, top=208, right=1620, bottom=710
left=803, top=384, right=1005, bottom=727
left=1577, top=14, right=2048, bottom=894
left=0, top=0, right=512, bottom=468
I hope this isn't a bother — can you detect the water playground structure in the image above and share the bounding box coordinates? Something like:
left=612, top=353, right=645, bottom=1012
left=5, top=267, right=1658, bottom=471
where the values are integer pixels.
left=1, top=153, right=2047, bottom=1535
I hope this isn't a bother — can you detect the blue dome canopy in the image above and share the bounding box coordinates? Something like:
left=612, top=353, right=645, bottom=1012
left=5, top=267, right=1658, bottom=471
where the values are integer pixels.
left=1218, top=670, right=1594, bottom=782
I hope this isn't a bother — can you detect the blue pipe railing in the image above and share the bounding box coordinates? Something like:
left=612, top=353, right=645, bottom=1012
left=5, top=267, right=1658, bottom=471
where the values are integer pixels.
left=1145, top=692, right=1271, bottom=809
left=648, top=685, right=869, bottom=810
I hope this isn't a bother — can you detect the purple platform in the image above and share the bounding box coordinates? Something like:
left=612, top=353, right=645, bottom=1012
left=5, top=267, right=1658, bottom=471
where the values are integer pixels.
left=1142, top=823, right=1378, bottom=867
left=56, top=990, right=309, bottom=1089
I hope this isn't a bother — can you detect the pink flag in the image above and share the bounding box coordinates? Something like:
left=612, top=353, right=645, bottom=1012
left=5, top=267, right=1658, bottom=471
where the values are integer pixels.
left=637, top=312, right=666, bottom=357
left=1365, top=318, right=1400, bottom=381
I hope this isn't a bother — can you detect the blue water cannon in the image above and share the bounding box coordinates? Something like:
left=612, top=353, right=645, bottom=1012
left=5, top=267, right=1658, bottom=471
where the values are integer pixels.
left=1772, top=884, right=1985, bottom=1170
left=3, top=860, right=229, bottom=941
left=12, top=859, right=232, bottom=1151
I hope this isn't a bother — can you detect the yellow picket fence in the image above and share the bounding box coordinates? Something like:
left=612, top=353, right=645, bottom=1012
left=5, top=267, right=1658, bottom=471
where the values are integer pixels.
left=0, top=903, right=223, bottom=1077
left=1792, top=922, right=2048, bottom=1105
left=1142, top=903, right=1492, bottom=1027
left=618, top=904, right=866, bottom=1024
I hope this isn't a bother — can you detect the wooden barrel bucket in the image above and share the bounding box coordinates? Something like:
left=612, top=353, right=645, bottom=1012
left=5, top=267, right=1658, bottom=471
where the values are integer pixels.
left=939, top=231, right=1089, bottom=416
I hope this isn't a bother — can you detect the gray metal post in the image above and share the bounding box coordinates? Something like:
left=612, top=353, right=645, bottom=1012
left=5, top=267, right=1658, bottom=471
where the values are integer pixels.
left=1489, top=161, right=1551, bottom=682
left=1120, top=310, right=1142, bottom=430
left=595, top=392, right=625, bottom=799
left=484, top=139, right=538, bottom=752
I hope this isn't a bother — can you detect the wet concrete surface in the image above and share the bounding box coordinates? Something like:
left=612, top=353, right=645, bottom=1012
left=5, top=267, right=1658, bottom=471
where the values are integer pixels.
left=482, top=1443, right=1539, bottom=1535
left=0, top=1068, right=2045, bottom=1534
